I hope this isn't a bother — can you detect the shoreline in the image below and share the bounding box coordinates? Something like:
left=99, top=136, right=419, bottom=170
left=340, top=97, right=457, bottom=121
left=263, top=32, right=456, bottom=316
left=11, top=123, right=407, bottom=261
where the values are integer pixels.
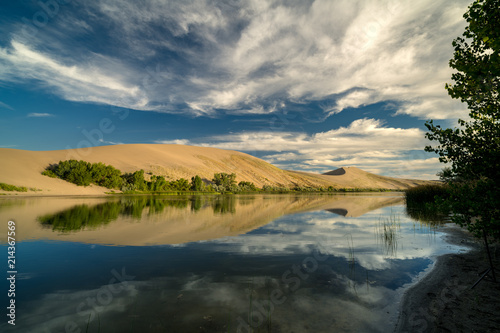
left=0, top=190, right=405, bottom=198
left=394, top=223, right=500, bottom=332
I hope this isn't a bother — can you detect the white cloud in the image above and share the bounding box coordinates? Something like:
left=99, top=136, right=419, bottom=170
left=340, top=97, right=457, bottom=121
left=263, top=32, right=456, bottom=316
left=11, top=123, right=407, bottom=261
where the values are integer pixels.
left=0, top=41, right=150, bottom=111
left=98, top=139, right=124, bottom=145
left=185, top=0, right=470, bottom=119
left=27, top=112, right=54, bottom=117
left=0, top=0, right=471, bottom=119
left=205, top=205, right=466, bottom=271
left=157, top=118, right=443, bottom=179
left=154, top=139, right=191, bottom=145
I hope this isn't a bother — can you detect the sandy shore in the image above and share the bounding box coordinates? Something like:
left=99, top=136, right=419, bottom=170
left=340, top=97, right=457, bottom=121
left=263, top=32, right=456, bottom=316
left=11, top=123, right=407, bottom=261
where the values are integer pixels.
left=395, top=224, right=500, bottom=332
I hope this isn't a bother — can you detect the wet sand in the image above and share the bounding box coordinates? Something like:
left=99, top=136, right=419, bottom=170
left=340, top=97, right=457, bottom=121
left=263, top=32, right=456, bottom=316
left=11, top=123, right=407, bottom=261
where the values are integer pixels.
left=395, top=224, right=500, bottom=332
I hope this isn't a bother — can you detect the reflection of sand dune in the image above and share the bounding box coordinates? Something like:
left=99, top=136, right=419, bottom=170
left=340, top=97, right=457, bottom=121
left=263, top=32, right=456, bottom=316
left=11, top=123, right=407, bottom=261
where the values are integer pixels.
left=0, top=194, right=403, bottom=246
left=319, top=194, right=404, bottom=217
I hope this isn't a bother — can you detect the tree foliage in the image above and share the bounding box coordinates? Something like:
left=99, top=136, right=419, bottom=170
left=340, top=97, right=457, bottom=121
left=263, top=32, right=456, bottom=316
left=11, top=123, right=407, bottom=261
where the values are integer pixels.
left=121, top=170, right=148, bottom=191
left=425, top=0, right=500, bottom=240
left=238, top=181, right=257, bottom=192
left=43, top=161, right=340, bottom=195
left=170, top=178, right=190, bottom=191
left=48, top=160, right=94, bottom=186
left=190, top=175, right=205, bottom=191
left=91, top=163, right=122, bottom=189
left=212, top=173, right=237, bottom=192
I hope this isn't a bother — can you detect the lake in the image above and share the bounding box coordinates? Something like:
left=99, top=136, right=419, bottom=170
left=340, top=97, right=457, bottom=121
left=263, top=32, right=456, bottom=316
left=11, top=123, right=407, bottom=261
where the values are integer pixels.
left=0, top=194, right=467, bottom=332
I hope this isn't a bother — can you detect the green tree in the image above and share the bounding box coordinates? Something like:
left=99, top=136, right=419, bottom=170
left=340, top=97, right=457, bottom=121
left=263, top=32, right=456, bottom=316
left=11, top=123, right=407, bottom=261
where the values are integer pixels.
left=65, top=160, right=92, bottom=186
left=44, top=160, right=124, bottom=189
left=91, top=163, right=122, bottom=189
left=170, top=178, right=190, bottom=191
left=190, top=175, right=204, bottom=191
left=212, top=173, right=237, bottom=192
left=132, top=170, right=147, bottom=191
left=238, top=181, right=257, bottom=192
left=122, top=170, right=147, bottom=191
left=153, top=175, right=168, bottom=192
left=425, top=0, right=499, bottom=240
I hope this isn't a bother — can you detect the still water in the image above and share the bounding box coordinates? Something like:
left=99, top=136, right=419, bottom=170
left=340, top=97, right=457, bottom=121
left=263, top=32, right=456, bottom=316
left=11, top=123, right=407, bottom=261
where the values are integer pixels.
left=0, top=194, right=466, bottom=332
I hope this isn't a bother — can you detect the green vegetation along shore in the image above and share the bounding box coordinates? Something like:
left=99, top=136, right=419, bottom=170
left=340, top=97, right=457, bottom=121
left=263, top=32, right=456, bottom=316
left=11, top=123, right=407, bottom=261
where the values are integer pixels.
left=41, top=159, right=397, bottom=194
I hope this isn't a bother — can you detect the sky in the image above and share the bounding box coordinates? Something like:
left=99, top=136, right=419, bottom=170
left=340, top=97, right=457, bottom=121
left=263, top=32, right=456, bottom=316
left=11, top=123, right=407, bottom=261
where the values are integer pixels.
left=0, top=0, right=472, bottom=179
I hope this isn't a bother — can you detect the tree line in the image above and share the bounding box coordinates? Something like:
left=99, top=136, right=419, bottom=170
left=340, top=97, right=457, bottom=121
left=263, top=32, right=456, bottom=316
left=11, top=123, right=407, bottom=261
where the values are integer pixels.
left=42, top=160, right=400, bottom=194
left=41, top=160, right=267, bottom=193
left=41, top=160, right=388, bottom=194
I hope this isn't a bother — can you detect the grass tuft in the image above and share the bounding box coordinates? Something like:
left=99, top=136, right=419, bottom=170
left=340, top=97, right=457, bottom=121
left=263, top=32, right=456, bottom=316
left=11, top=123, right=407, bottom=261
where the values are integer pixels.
left=0, top=182, right=28, bottom=192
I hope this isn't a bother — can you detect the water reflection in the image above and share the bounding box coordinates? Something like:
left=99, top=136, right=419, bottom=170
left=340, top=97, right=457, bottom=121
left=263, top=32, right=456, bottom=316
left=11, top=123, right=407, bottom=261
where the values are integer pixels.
left=2, top=194, right=403, bottom=245
left=39, top=197, right=197, bottom=232
left=405, top=204, right=451, bottom=226
left=0, top=194, right=467, bottom=333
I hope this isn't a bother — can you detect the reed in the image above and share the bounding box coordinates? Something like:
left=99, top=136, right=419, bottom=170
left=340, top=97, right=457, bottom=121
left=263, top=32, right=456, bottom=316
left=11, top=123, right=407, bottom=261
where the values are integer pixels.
left=405, top=184, right=450, bottom=225
left=404, top=184, right=448, bottom=206
left=376, top=212, right=401, bottom=257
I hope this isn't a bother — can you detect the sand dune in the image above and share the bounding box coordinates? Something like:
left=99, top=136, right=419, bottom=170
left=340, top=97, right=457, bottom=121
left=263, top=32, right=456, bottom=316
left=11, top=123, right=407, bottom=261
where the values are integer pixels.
left=320, top=166, right=430, bottom=189
left=0, top=144, right=432, bottom=195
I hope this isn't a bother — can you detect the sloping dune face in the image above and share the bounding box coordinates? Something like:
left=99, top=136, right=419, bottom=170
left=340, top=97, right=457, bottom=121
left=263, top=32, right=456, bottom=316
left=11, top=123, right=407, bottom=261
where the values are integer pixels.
left=0, top=145, right=431, bottom=195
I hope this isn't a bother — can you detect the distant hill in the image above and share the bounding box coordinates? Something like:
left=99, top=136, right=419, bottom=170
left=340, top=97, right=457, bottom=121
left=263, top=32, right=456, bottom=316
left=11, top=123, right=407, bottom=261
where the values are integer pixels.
left=319, top=166, right=431, bottom=189
left=0, top=144, right=433, bottom=195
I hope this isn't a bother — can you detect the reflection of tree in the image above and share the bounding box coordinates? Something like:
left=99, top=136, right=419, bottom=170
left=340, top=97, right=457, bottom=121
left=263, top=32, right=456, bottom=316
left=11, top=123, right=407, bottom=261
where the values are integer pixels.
left=212, top=196, right=236, bottom=215
left=191, top=196, right=204, bottom=212
left=405, top=204, right=449, bottom=227
left=38, top=202, right=121, bottom=232
left=39, top=197, right=190, bottom=232
left=120, top=198, right=148, bottom=218
left=237, top=196, right=257, bottom=206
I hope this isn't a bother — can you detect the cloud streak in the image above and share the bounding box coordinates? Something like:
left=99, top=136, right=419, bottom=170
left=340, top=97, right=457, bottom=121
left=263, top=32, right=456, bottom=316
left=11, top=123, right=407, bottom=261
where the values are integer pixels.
left=0, top=41, right=148, bottom=110
left=27, top=112, right=54, bottom=117
left=0, top=101, right=14, bottom=111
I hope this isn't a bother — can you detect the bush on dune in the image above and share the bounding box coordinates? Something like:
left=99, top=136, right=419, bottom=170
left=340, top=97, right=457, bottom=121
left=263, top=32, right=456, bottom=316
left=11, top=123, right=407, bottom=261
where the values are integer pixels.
left=0, top=183, right=28, bottom=192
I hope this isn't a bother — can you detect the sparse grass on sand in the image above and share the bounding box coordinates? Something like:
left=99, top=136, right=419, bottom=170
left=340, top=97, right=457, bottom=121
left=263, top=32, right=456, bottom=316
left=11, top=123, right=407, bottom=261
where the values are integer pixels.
left=0, top=182, right=28, bottom=192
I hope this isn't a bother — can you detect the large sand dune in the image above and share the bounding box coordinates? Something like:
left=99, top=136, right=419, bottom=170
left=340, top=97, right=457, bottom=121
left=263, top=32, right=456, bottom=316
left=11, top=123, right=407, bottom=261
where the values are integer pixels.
left=0, top=144, right=432, bottom=195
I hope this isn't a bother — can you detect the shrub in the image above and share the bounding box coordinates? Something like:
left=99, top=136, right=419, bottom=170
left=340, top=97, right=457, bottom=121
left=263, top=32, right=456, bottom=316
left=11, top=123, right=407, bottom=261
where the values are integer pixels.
left=0, top=183, right=28, bottom=192
left=43, top=160, right=122, bottom=189
left=238, top=181, right=257, bottom=192
left=41, top=169, right=58, bottom=178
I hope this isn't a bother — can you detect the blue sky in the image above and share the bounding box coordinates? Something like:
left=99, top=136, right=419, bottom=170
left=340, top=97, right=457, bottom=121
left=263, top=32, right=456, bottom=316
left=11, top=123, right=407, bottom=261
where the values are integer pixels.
left=0, top=0, right=471, bottom=179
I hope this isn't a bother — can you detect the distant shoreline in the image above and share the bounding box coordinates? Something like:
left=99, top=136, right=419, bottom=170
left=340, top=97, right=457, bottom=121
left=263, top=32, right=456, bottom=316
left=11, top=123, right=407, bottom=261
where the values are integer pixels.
left=0, top=191, right=406, bottom=198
